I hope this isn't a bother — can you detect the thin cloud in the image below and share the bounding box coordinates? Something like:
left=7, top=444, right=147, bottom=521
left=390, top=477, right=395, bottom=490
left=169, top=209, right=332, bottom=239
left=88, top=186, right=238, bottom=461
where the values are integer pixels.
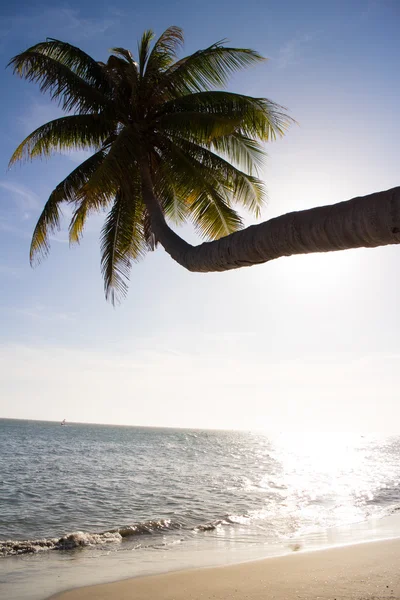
left=10, top=304, right=76, bottom=323
left=361, top=0, right=382, bottom=19
left=0, top=181, right=41, bottom=213
left=1, top=7, right=118, bottom=47
left=0, top=264, right=21, bottom=278
left=276, top=34, right=312, bottom=69
left=0, top=218, right=31, bottom=239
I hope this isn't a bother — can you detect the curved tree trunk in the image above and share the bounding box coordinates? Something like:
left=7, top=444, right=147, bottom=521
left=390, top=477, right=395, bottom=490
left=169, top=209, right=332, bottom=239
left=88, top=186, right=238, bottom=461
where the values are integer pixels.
left=141, top=163, right=400, bottom=272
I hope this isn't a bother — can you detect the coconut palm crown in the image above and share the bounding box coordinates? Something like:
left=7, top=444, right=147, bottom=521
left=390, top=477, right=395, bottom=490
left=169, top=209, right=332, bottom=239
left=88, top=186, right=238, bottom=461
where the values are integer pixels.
left=8, top=26, right=292, bottom=303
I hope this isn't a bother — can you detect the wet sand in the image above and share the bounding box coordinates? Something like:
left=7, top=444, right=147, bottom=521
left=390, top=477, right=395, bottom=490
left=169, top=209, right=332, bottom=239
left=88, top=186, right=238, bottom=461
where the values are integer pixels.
left=51, top=538, right=400, bottom=600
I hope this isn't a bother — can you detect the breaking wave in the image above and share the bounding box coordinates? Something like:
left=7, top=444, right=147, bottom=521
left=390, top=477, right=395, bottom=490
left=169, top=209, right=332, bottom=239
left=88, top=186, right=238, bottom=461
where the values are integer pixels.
left=0, top=514, right=250, bottom=557
left=0, top=519, right=179, bottom=557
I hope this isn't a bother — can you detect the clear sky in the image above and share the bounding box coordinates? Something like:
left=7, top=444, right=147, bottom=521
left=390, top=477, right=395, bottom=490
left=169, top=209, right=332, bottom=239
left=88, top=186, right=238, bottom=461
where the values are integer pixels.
left=0, top=0, right=399, bottom=431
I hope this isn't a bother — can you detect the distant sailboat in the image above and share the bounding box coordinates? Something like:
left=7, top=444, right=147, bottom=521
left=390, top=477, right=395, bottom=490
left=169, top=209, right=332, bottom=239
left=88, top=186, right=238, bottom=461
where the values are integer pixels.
left=61, top=419, right=66, bottom=426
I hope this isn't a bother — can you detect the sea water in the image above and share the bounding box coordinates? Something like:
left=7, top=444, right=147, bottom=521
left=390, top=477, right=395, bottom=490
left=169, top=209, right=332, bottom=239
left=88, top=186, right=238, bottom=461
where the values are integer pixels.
left=1, top=419, right=400, bottom=599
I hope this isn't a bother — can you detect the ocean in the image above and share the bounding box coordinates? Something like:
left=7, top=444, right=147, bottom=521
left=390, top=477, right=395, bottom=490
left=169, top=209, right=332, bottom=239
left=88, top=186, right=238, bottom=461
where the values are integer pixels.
left=1, top=419, right=400, bottom=599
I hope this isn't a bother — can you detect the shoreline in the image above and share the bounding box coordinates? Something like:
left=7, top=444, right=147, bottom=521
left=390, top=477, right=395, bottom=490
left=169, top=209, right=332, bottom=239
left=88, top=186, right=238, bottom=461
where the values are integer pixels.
left=3, top=513, right=400, bottom=600
left=50, top=536, right=400, bottom=600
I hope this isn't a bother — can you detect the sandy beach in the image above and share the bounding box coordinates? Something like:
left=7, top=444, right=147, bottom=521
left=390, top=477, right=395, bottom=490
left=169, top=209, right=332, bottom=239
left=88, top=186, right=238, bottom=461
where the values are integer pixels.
left=51, top=538, right=400, bottom=600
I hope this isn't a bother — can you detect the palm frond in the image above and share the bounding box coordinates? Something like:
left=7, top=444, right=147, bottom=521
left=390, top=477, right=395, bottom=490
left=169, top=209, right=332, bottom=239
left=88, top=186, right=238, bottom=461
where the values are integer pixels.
left=21, top=39, right=109, bottom=88
left=163, top=137, right=266, bottom=217
left=190, top=188, right=243, bottom=239
left=160, top=43, right=265, bottom=96
left=156, top=136, right=243, bottom=238
left=68, top=200, right=90, bottom=245
left=30, top=150, right=106, bottom=264
left=145, top=26, right=184, bottom=76
left=210, top=133, right=265, bottom=173
left=152, top=155, right=190, bottom=224
left=8, top=51, right=110, bottom=113
left=9, top=115, right=115, bottom=165
left=107, top=48, right=139, bottom=93
left=159, top=91, right=293, bottom=141
left=110, top=47, right=137, bottom=67
left=74, top=127, right=139, bottom=210
left=100, top=186, right=146, bottom=304
left=138, top=30, right=154, bottom=77
left=156, top=111, right=242, bottom=144
left=162, top=182, right=190, bottom=224
left=30, top=196, right=63, bottom=266
left=68, top=127, right=140, bottom=244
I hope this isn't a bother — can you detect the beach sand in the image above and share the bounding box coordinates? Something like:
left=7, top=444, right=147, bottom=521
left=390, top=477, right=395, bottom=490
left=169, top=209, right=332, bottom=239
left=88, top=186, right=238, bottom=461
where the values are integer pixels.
left=51, top=538, right=400, bottom=600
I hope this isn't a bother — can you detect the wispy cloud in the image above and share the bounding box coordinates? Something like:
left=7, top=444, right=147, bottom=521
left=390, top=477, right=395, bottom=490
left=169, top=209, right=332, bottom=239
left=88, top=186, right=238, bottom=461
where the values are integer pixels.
left=0, top=181, right=41, bottom=214
left=0, top=264, right=21, bottom=278
left=276, top=34, right=313, bottom=69
left=8, top=304, right=76, bottom=322
left=361, top=0, right=383, bottom=19
left=0, top=218, right=31, bottom=239
left=1, top=8, right=119, bottom=47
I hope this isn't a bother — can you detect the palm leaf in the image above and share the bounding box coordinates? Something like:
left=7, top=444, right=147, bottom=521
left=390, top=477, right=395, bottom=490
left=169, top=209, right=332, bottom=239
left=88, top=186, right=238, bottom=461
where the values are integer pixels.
left=156, top=137, right=243, bottom=238
left=158, top=91, right=293, bottom=141
left=145, top=26, right=184, bottom=77
left=156, top=111, right=242, bottom=145
left=138, top=30, right=154, bottom=77
left=210, top=133, right=265, bottom=174
left=22, top=39, right=109, bottom=88
left=68, top=128, right=140, bottom=244
left=190, top=188, right=243, bottom=239
left=9, top=114, right=115, bottom=165
left=152, top=155, right=191, bottom=224
left=74, top=127, right=139, bottom=210
left=164, top=137, right=266, bottom=216
left=30, top=149, right=106, bottom=264
left=100, top=186, right=146, bottom=304
left=160, top=43, right=265, bottom=96
left=8, top=51, right=110, bottom=113
left=109, top=47, right=137, bottom=67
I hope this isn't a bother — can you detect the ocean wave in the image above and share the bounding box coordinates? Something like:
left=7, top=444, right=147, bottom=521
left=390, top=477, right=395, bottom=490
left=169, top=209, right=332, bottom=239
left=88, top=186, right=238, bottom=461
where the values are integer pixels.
left=0, top=519, right=180, bottom=557
left=0, top=531, right=122, bottom=557
left=0, top=514, right=253, bottom=557
left=194, top=513, right=249, bottom=532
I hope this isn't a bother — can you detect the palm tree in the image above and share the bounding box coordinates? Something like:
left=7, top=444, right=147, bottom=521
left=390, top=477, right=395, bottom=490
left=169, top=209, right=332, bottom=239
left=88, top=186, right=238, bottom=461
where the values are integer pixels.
left=8, top=27, right=400, bottom=304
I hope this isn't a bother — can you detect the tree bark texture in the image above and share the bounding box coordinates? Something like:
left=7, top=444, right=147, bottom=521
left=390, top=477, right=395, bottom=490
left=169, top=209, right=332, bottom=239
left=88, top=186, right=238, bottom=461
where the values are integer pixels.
left=141, top=164, right=400, bottom=273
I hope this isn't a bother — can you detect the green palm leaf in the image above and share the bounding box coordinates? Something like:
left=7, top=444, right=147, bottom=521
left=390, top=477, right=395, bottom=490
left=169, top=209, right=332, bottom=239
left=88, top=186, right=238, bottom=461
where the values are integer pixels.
left=156, top=111, right=242, bottom=144
left=190, top=188, right=243, bottom=239
left=160, top=43, right=265, bottom=96
left=166, top=137, right=266, bottom=216
left=159, top=91, right=293, bottom=141
left=152, top=156, right=191, bottom=224
left=138, top=30, right=154, bottom=77
left=73, top=127, right=139, bottom=211
left=68, top=129, right=140, bottom=244
left=22, top=39, right=110, bottom=88
left=210, top=133, right=265, bottom=174
left=157, top=137, right=243, bottom=237
left=8, top=51, right=110, bottom=113
left=100, top=187, right=146, bottom=304
left=145, top=26, right=184, bottom=79
left=108, top=48, right=139, bottom=91
left=30, top=149, right=106, bottom=264
left=9, top=114, right=115, bottom=165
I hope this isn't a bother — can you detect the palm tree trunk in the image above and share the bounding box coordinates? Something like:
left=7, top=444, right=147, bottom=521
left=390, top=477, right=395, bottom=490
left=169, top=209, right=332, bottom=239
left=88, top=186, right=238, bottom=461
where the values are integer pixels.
left=141, top=162, right=400, bottom=272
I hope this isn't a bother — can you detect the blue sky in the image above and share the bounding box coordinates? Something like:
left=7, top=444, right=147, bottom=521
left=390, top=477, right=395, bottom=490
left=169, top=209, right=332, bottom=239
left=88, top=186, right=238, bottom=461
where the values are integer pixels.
left=0, top=0, right=399, bottom=430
